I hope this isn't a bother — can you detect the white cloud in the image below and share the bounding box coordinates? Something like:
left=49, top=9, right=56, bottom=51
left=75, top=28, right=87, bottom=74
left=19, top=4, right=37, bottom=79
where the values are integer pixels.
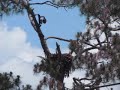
left=64, top=69, right=86, bottom=89
left=0, top=58, right=45, bottom=88
left=0, top=22, right=83, bottom=89
left=1, top=22, right=119, bottom=90
left=0, top=22, right=45, bottom=89
left=0, top=22, right=73, bottom=89
left=0, top=22, right=44, bottom=63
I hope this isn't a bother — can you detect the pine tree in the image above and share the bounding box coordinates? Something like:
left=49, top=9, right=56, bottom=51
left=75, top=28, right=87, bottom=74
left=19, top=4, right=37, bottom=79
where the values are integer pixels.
left=54, top=0, right=120, bottom=89
left=1, top=0, right=120, bottom=90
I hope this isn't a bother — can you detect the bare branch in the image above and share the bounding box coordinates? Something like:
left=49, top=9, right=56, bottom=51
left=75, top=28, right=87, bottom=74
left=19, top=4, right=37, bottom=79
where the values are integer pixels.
left=88, top=82, right=120, bottom=90
left=110, top=27, right=120, bottom=31
left=79, top=78, right=93, bottom=81
left=73, top=78, right=82, bottom=86
left=29, top=1, right=71, bottom=8
left=37, top=56, right=46, bottom=61
left=45, top=36, right=71, bottom=42
left=82, top=47, right=99, bottom=53
left=83, top=41, right=98, bottom=48
left=73, top=78, right=92, bottom=88
left=73, top=78, right=120, bottom=90
left=56, top=42, right=62, bottom=60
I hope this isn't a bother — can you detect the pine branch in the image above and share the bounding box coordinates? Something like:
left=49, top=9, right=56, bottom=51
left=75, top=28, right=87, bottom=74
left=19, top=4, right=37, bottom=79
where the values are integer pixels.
left=73, top=78, right=92, bottom=88
left=87, top=82, right=120, bottom=90
left=73, top=78, right=120, bottom=90
left=79, top=78, right=93, bottom=81
left=110, top=27, right=120, bottom=31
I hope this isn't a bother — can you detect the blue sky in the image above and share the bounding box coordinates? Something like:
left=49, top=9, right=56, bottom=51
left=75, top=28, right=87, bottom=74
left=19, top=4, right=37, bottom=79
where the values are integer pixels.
left=0, top=1, right=120, bottom=89
left=0, top=3, right=86, bottom=88
left=2, top=5, right=86, bottom=49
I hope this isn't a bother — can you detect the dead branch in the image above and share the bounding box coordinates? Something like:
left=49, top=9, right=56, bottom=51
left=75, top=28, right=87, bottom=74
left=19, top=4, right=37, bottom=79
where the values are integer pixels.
left=79, top=78, right=93, bottom=81
left=46, top=36, right=107, bottom=49
left=56, top=42, right=62, bottom=60
left=45, top=36, right=107, bottom=54
left=45, top=36, right=71, bottom=42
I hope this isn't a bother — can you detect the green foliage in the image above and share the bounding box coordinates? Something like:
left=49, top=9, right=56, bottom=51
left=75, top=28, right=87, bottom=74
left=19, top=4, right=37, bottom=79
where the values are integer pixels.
left=0, top=72, right=21, bottom=90
left=22, top=84, right=33, bottom=90
left=0, top=72, right=33, bottom=90
left=1, top=0, right=120, bottom=89
left=0, top=0, right=25, bottom=16
left=54, top=0, right=120, bottom=20
left=78, top=0, right=120, bottom=21
left=52, top=0, right=120, bottom=89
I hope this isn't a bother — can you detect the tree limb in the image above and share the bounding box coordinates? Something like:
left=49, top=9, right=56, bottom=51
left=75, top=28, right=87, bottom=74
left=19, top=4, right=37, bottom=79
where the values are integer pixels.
left=21, top=0, right=51, bottom=58
left=29, top=1, right=72, bottom=8
left=45, top=36, right=71, bottom=42
left=56, top=42, right=62, bottom=60
left=88, top=82, right=120, bottom=90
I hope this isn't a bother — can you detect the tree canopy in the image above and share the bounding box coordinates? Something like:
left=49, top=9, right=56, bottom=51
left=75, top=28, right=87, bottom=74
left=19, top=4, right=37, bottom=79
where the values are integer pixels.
left=0, top=0, right=120, bottom=90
